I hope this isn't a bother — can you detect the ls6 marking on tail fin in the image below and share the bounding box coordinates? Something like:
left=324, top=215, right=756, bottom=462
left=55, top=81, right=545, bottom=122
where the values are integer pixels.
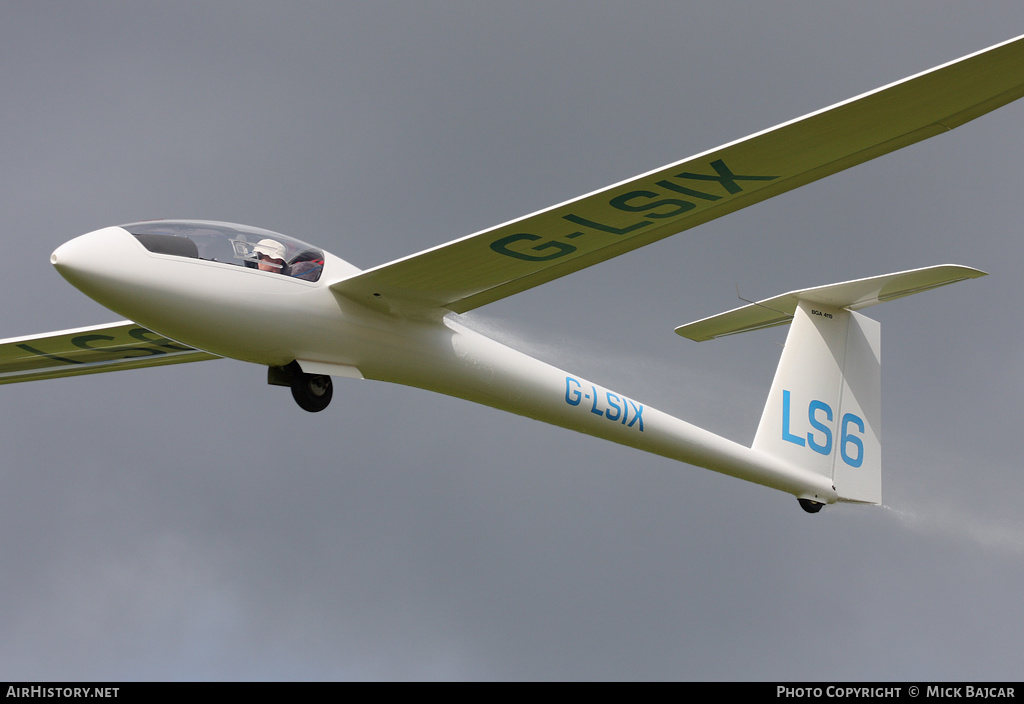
left=781, top=390, right=865, bottom=468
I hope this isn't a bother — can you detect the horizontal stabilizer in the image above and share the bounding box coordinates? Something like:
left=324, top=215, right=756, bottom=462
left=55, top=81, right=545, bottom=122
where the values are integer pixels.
left=675, top=265, right=985, bottom=341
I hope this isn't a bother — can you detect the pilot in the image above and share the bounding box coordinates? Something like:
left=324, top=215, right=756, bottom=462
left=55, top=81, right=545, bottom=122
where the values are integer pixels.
left=254, top=239, right=288, bottom=274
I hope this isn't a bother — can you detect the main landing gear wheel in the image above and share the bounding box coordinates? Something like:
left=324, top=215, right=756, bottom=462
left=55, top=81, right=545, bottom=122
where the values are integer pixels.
left=291, top=373, right=333, bottom=412
left=798, top=498, right=824, bottom=514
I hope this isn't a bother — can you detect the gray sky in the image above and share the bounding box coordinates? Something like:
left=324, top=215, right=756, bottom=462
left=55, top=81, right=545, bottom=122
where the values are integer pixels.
left=2, top=1, right=1023, bottom=681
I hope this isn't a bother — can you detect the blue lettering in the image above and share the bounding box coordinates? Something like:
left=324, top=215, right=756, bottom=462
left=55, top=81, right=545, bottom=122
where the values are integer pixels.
left=807, top=400, right=833, bottom=455
left=590, top=385, right=604, bottom=417
left=565, top=377, right=582, bottom=406
left=781, top=392, right=867, bottom=466
left=782, top=390, right=806, bottom=446
left=841, top=413, right=865, bottom=467
left=626, top=400, right=644, bottom=431
left=563, top=377, right=644, bottom=432
left=605, top=392, right=623, bottom=421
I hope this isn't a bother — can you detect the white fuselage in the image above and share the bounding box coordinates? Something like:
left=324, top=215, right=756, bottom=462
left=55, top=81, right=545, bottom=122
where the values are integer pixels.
left=51, top=224, right=837, bottom=504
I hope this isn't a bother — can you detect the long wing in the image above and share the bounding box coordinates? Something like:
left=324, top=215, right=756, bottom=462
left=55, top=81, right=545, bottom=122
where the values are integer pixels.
left=333, top=34, right=1024, bottom=314
left=0, top=321, right=219, bottom=385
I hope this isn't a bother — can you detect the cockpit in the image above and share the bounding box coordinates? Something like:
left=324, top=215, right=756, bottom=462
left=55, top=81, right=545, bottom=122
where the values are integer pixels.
left=124, top=220, right=325, bottom=282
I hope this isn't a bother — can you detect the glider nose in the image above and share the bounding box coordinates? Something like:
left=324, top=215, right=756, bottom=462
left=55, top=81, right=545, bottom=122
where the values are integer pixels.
left=50, top=235, right=85, bottom=275
left=50, top=226, right=138, bottom=300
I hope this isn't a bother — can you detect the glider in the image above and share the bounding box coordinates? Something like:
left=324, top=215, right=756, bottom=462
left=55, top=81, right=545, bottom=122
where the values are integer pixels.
left=5, top=35, right=1023, bottom=512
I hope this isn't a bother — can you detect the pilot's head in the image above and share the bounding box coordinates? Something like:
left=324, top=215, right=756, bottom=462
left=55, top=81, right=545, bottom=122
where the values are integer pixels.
left=254, top=239, right=287, bottom=273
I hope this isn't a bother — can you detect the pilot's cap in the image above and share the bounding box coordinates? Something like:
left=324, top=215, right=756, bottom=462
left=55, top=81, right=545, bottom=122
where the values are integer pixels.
left=254, top=239, right=286, bottom=260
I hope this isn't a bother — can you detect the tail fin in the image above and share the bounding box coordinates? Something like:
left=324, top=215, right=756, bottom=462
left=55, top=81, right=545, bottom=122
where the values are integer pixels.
left=676, top=265, right=985, bottom=508
left=753, top=301, right=880, bottom=504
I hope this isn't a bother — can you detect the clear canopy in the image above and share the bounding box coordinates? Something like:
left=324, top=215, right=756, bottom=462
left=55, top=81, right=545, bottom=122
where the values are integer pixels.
left=123, top=220, right=324, bottom=282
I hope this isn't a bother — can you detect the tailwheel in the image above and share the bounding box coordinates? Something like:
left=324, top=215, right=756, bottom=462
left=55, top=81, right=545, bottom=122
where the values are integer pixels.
left=798, top=498, right=824, bottom=514
left=291, top=372, right=333, bottom=412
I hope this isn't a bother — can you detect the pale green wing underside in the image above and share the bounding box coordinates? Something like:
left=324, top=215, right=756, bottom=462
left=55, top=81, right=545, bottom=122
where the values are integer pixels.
left=674, top=265, right=987, bottom=341
left=332, top=35, right=1024, bottom=314
left=0, top=321, right=219, bottom=385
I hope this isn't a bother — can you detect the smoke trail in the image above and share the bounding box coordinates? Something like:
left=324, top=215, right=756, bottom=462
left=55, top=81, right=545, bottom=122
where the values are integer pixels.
left=883, top=503, right=1024, bottom=556
left=456, top=309, right=766, bottom=437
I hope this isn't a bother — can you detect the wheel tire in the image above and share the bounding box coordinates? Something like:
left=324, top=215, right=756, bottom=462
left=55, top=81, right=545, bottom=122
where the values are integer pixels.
left=290, top=373, right=333, bottom=412
left=797, top=498, right=824, bottom=514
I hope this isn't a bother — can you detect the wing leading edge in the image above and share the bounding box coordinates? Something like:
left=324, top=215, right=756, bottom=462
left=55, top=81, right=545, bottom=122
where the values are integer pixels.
left=0, top=321, right=219, bottom=385
left=332, top=34, right=1024, bottom=315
